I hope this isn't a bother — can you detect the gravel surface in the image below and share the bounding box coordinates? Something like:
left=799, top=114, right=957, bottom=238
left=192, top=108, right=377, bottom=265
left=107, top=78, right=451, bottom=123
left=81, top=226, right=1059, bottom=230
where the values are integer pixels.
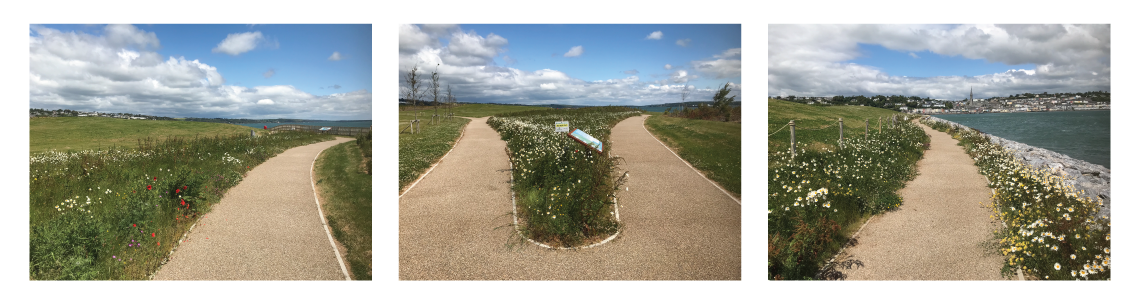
left=834, top=122, right=1006, bottom=280
left=154, top=137, right=353, bottom=280
left=399, top=115, right=740, bottom=280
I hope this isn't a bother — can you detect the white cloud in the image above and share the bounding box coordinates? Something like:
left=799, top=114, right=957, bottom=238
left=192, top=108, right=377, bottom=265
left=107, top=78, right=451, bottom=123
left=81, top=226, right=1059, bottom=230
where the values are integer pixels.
left=676, top=38, right=691, bottom=47
left=328, top=52, right=342, bottom=61
left=664, top=64, right=672, bottom=70
left=212, top=31, right=265, bottom=56
left=564, top=45, right=584, bottom=57
left=622, top=69, right=639, bottom=75
left=398, top=25, right=742, bottom=105
left=908, top=52, right=919, bottom=58
left=257, top=98, right=274, bottom=105
left=646, top=31, right=663, bottom=40
left=263, top=69, right=275, bottom=78
left=692, top=48, right=741, bottom=79
left=503, top=55, right=517, bottom=65
left=30, top=25, right=371, bottom=119
left=768, top=24, right=1110, bottom=98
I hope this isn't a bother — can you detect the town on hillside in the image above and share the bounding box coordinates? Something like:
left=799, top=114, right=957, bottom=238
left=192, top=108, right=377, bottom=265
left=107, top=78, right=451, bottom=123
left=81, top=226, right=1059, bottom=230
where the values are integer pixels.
left=771, top=91, right=1110, bottom=114
left=29, top=108, right=173, bottom=120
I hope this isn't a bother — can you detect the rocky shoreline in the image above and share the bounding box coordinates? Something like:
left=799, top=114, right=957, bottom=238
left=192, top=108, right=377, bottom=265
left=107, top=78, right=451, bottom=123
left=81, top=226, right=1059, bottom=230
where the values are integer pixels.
left=923, top=117, right=1111, bottom=219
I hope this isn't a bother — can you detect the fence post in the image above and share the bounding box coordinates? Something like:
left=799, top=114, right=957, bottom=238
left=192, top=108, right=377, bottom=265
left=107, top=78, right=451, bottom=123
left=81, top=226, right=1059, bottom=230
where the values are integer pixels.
left=839, top=118, right=844, bottom=148
left=878, top=116, right=882, bottom=132
left=865, top=119, right=868, bottom=141
left=789, top=120, right=796, bottom=159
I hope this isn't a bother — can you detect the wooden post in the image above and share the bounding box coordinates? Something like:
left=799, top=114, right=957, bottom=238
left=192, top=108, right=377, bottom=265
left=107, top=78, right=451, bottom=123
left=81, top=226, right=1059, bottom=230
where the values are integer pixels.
left=789, top=120, right=796, bottom=159
left=878, top=116, right=882, bottom=132
left=839, top=118, right=844, bottom=147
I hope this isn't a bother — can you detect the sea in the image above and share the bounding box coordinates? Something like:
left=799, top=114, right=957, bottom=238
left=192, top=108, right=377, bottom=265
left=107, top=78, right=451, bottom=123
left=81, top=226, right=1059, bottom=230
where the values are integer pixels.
left=933, top=110, right=1110, bottom=168
left=233, top=120, right=372, bottom=129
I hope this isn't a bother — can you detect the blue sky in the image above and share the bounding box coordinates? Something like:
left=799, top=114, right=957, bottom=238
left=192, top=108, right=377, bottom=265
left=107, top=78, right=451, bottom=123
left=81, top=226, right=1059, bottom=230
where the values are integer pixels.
left=848, top=43, right=1036, bottom=78
left=399, top=24, right=741, bottom=105
left=30, top=24, right=372, bottom=119
left=769, top=24, right=1110, bottom=100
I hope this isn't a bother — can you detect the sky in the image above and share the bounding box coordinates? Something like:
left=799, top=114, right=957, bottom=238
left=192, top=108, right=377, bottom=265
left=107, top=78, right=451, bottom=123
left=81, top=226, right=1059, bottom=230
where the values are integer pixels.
left=399, top=24, right=742, bottom=106
left=29, top=24, right=372, bottom=120
left=768, top=24, right=1110, bottom=100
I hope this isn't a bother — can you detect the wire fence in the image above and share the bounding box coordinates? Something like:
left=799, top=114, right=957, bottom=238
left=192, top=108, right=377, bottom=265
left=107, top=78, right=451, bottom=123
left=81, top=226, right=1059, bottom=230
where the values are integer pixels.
left=769, top=114, right=912, bottom=158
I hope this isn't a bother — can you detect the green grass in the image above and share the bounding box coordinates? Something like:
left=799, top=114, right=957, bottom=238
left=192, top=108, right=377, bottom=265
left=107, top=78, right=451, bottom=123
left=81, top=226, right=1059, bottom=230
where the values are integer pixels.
left=31, top=117, right=255, bottom=153
left=644, top=115, right=741, bottom=196
left=314, top=137, right=372, bottom=280
left=398, top=117, right=470, bottom=192
left=768, top=98, right=904, bottom=154
left=30, top=131, right=335, bottom=280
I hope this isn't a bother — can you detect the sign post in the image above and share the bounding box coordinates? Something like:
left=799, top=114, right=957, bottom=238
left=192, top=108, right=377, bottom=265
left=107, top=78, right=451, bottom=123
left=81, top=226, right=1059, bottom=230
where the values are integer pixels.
left=554, top=121, right=569, bottom=133
left=568, top=128, right=604, bottom=154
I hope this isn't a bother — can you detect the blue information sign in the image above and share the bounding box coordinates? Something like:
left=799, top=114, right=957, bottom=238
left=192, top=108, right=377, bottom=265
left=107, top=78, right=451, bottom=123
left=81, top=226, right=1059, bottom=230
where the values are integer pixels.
left=568, top=128, right=603, bottom=153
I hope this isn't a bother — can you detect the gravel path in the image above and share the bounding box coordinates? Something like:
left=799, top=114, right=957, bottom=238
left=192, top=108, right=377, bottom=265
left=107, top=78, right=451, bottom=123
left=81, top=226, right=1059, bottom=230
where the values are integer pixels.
left=833, top=122, right=1005, bottom=280
left=399, top=115, right=740, bottom=280
left=154, top=137, right=353, bottom=280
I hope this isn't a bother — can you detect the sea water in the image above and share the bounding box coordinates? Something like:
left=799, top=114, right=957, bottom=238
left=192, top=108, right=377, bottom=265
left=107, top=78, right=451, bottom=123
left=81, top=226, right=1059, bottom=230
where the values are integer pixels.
left=934, top=110, right=1110, bottom=168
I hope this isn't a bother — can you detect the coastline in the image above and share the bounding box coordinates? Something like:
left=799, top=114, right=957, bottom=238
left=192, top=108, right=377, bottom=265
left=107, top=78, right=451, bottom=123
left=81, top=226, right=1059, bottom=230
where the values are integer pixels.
left=923, top=117, right=1111, bottom=219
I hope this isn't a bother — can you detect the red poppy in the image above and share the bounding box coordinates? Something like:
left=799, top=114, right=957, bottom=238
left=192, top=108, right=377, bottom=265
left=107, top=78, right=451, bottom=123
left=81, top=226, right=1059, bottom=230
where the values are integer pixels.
left=183, top=185, right=188, bottom=190
left=132, top=224, right=136, bottom=227
left=157, top=242, right=160, bottom=246
left=176, top=189, right=181, bottom=193
left=181, top=199, right=186, bottom=206
left=146, top=185, right=152, bottom=191
left=151, top=233, right=155, bottom=237
left=154, top=177, right=157, bottom=181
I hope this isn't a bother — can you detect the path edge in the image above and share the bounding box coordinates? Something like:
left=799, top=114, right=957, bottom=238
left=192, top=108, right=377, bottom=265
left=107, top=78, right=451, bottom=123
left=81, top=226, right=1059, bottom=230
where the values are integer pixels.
left=640, top=115, right=741, bottom=205
left=312, top=139, right=353, bottom=280
left=399, top=119, right=471, bottom=197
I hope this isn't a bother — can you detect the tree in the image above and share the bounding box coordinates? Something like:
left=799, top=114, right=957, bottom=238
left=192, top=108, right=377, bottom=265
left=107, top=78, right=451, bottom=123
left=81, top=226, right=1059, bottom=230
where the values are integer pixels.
left=713, top=83, right=736, bottom=122
left=944, top=102, right=953, bottom=109
left=402, top=64, right=423, bottom=126
left=445, top=83, right=455, bottom=121
left=430, top=64, right=441, bottom=124
left=679, top=81, right=690, bottom=116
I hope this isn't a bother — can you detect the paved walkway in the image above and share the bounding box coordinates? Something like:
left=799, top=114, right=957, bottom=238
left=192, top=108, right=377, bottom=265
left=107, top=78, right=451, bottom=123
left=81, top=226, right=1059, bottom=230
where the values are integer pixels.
left=833, top=122, right=1004, bottom=280
left=399, top=115, right=740, bottom=280
left=155, top=137, right=353, bottom=280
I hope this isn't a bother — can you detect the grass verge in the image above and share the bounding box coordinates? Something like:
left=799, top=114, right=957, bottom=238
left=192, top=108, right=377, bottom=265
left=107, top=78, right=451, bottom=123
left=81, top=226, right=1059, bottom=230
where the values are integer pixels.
left=488, top=107, right=640, bottom=247
left=30, top=131, right=335, bottom=280
left=314, top=137, right=373, bottom=280
left=767, top=99, right=928, bottom=280
left=398, top=117, right=470, bottom=192
left=644, top=115, right=741, bottom=196
left=31, top=116, right=254, bottom=153
left=922, top=117, right=1110, bottom=280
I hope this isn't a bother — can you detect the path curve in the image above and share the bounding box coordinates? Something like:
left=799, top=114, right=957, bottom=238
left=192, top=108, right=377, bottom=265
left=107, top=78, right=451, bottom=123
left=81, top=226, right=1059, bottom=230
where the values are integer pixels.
left=155, top=137, right=354, bottom=280
left=834, top=122, right=1004, bottom=280
left=399, top=115, right=740, bottom=279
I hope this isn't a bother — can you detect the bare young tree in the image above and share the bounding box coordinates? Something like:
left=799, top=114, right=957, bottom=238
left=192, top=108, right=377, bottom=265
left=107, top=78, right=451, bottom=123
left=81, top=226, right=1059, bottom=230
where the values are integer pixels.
left=401, top=64, right=422, bottom=132
left=430, top=64, right=441, bottom=124
left=445, top=83, right=454, bottom=121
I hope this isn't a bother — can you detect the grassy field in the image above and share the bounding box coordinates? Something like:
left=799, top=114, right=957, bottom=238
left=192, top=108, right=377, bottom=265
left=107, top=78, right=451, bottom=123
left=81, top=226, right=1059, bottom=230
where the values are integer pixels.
left=314, top=134, right=372, bottom=280
left=30, top=128, right=334, bottom=280
left=31, top=117, right=254, bottom=153
left=767, top=98, right=928, bottom=280
left=768, top=98, right=904, bottom=154
left=644, top=115, right=741, bottom=196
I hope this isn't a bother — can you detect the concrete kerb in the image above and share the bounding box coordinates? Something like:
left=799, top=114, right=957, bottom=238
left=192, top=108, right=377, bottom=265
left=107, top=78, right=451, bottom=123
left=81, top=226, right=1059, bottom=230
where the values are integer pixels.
left=311, top=143, right=353, bottom=281
left=509, top=161, right=621, bottom=250
left=640, top=118, right=741, bottom=205
left=398, top=119, right=470, bottom=197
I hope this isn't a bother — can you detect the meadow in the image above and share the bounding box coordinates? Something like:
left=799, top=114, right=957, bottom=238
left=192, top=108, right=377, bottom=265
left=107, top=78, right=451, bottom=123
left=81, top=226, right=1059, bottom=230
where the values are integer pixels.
left=314, top=130, right=372, bottom=280
left=644, top=115, right=741, bottom=196
left=30, top=130, right=334, bottom=280
left=922, top=118, right=1110, bottom=280
left=488, top=107, right=640, bottom=247
left=767, top=99, right=928, bottom=280
left=31, top=116, right=254, bottom=153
